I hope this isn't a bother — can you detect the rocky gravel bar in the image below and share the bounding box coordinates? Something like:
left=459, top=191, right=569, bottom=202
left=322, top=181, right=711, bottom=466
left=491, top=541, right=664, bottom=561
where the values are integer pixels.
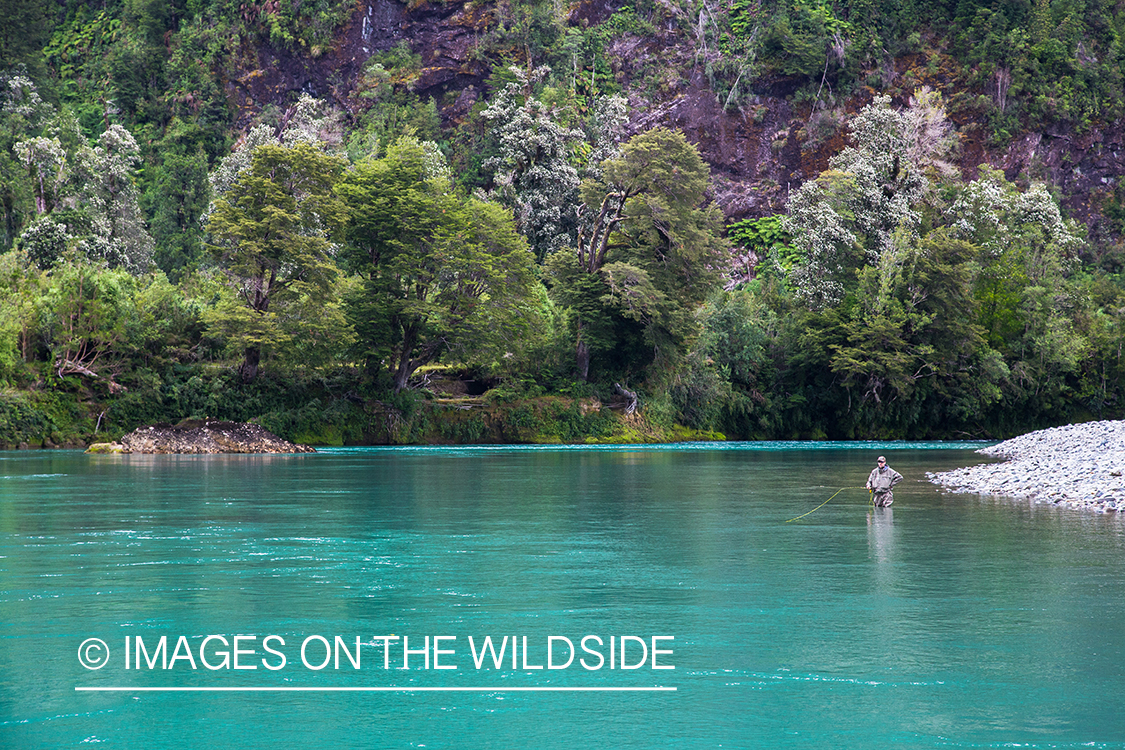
left=927, top=420, right=1125, bottom=513
left=87, top=420, right=315, bottom=454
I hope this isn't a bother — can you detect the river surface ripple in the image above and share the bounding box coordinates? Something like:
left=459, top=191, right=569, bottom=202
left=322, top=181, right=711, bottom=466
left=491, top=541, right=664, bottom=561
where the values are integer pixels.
left=2, top=444, right=1125, bottom=749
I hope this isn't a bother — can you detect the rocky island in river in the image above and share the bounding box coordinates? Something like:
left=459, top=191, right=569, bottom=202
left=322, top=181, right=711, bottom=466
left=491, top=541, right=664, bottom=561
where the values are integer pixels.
left=87, top=420, right=315, bottom=454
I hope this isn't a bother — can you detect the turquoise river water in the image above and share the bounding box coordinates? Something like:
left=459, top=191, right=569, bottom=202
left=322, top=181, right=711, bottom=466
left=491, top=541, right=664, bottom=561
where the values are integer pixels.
left=3, top=443, right=1125, bottom=749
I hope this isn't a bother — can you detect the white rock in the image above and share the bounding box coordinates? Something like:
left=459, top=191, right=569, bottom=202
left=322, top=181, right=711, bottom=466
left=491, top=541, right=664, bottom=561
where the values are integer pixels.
left=928, top=420, right=1125, bottom=513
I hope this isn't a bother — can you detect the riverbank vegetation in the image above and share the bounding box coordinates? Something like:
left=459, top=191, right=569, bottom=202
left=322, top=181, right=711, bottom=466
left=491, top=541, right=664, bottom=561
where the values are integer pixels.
left=1, top=1, right=1123, bottom=445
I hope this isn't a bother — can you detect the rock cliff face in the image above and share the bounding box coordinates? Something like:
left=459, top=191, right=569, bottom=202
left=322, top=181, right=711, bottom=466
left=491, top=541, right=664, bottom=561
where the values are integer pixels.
left=224, top=0, right=495, bottom=129
left=88, top=421, right=315, bottom=454
left=220, top=0, right=1125, bottom=240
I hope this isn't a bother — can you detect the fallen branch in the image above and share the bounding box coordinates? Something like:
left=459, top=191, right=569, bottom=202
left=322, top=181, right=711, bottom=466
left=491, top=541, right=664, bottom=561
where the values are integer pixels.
left=614, top=382, right=639, bottom=415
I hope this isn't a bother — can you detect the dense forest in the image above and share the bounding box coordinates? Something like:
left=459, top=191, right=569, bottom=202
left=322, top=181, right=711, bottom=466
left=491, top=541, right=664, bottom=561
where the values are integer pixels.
left=0, top=0, right=1123, bottom=446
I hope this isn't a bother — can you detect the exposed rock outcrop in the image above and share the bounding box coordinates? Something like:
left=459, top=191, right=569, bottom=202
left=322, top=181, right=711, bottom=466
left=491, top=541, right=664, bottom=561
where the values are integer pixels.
left=87, top=421, right=315, bottom=454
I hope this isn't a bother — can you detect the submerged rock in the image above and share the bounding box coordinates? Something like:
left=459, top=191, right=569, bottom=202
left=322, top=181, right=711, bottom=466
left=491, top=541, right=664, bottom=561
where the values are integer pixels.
left=87, top=420, right=315, bottom=455
left=86, top=442, right=129, bottom=454
left=928, top=420, right=1125, bottom=513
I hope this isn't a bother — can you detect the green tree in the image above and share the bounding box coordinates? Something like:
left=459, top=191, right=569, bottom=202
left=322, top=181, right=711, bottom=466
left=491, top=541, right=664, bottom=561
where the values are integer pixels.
left=338, top=137, right=539, bottom=391
left=949, top=165, right=1083, bottom=349
left=546, top=128, right=727, bottom=382
left=39, top=256, right=137, bottom=390
left=0, top=249, right=42, bottom=382
left=826, top=229, right=1000, bottom=426
left=208, top=94, right=344, bottom=204
left=671, top=287, right=773, bottom=432
left=144, top=119, right=212, bottom=280
left=205, top=141, right=349, bottom=382
left=761, top=1, right=851, bottom=80
left=0, top=0, right=51, bottom=77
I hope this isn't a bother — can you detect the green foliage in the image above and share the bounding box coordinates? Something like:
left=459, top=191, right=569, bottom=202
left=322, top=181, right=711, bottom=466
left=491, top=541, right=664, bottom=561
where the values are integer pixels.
left=0, top=251, right=39, bottom=383
left=728, top=215, right=789, bottom=254
left=727, top=215, right=800, bottom=284
left=825, top=230, right=998, bottom=425
left=761, top=1, right=851, bottom=79
left=748, top=96, right=1119, bottom=438
left=479, top=0, right=567, bottom=72
left=547, top=128, right=727, bottom=383
left=948, top=0, right=1125, bottom=131
left=730, top=0, right=764, bottom=40
left=346, top=45, right=441, bottom=160
left=42, top=5, right=129, bottom=138
left=39, top=257, right=137, bottom=388
left=143, top=119, right=212, bottom=280
left=18, top=217, right=70, bottom=269
left=0, top=389, right=55, bottom=447
left=0, top=0, right=51, bottom=78
left=205, top=141, right=350, bottom=382
left=0, top=73, right=41, bottom=250
left=543, top=249, right=649, bottom=381
left=483, top=396, right=617, bottom=443
left=339, top=136, right=541, bottom=391
left=222, top=0, right=354, bottom=55
left=256, top=397, right=364, bottom=446
left=950, top=165, right=1084, bottom=351
left=1, top=0, right=1123, bottom=446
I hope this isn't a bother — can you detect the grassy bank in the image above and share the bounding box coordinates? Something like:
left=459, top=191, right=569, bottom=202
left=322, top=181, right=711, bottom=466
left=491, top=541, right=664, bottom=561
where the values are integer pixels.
left=0, top=374, right=724, bottom=449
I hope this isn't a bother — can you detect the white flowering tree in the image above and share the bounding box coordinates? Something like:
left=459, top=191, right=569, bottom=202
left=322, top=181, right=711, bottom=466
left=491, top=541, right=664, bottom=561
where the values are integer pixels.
left=3, top=73, right=56, bottom=250
left=948, top=165, right=1084, bottom=351
left=950, top=165, right=1082, bottom=278
left=13, top=135, right=65, bottom=215
left=6, top=73, right=152, bottom=272
left=785, top=92, right=952, bottom=308
left=782, top=90, right=1089, bottom=423
left=74, top=124, right=154, bottom=274
left=13, top=117, right=154, bottom=273
left=17, top=215, right=69, bottom=269
left=481, top=66, right=630, bottom=261
left=581, top=92, right=629, bottom=181
left=482, top=67, right=584, bottom=261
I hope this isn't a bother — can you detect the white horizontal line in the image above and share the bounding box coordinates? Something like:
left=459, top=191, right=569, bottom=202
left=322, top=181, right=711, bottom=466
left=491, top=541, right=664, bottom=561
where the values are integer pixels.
left=75, top=686, right=676, bottom=693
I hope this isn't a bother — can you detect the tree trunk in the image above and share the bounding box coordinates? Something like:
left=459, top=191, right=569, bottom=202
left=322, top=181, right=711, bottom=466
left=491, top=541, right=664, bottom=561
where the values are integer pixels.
left=392, top=324, right=418, bottom=392
left=393, top=356, right=412, bottom=392
left=240, top=346, right=260, bottom=383
left=576, top=337, right=590, bottom=382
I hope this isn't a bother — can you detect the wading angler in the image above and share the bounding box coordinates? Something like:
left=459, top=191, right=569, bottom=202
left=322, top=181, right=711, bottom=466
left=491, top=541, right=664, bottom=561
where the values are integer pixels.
left=866, top=456, right=902, bottom=507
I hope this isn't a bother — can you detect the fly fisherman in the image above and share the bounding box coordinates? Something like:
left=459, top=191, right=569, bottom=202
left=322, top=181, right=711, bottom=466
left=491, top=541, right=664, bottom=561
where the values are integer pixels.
left=866, top=456, right=902, bottom=507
